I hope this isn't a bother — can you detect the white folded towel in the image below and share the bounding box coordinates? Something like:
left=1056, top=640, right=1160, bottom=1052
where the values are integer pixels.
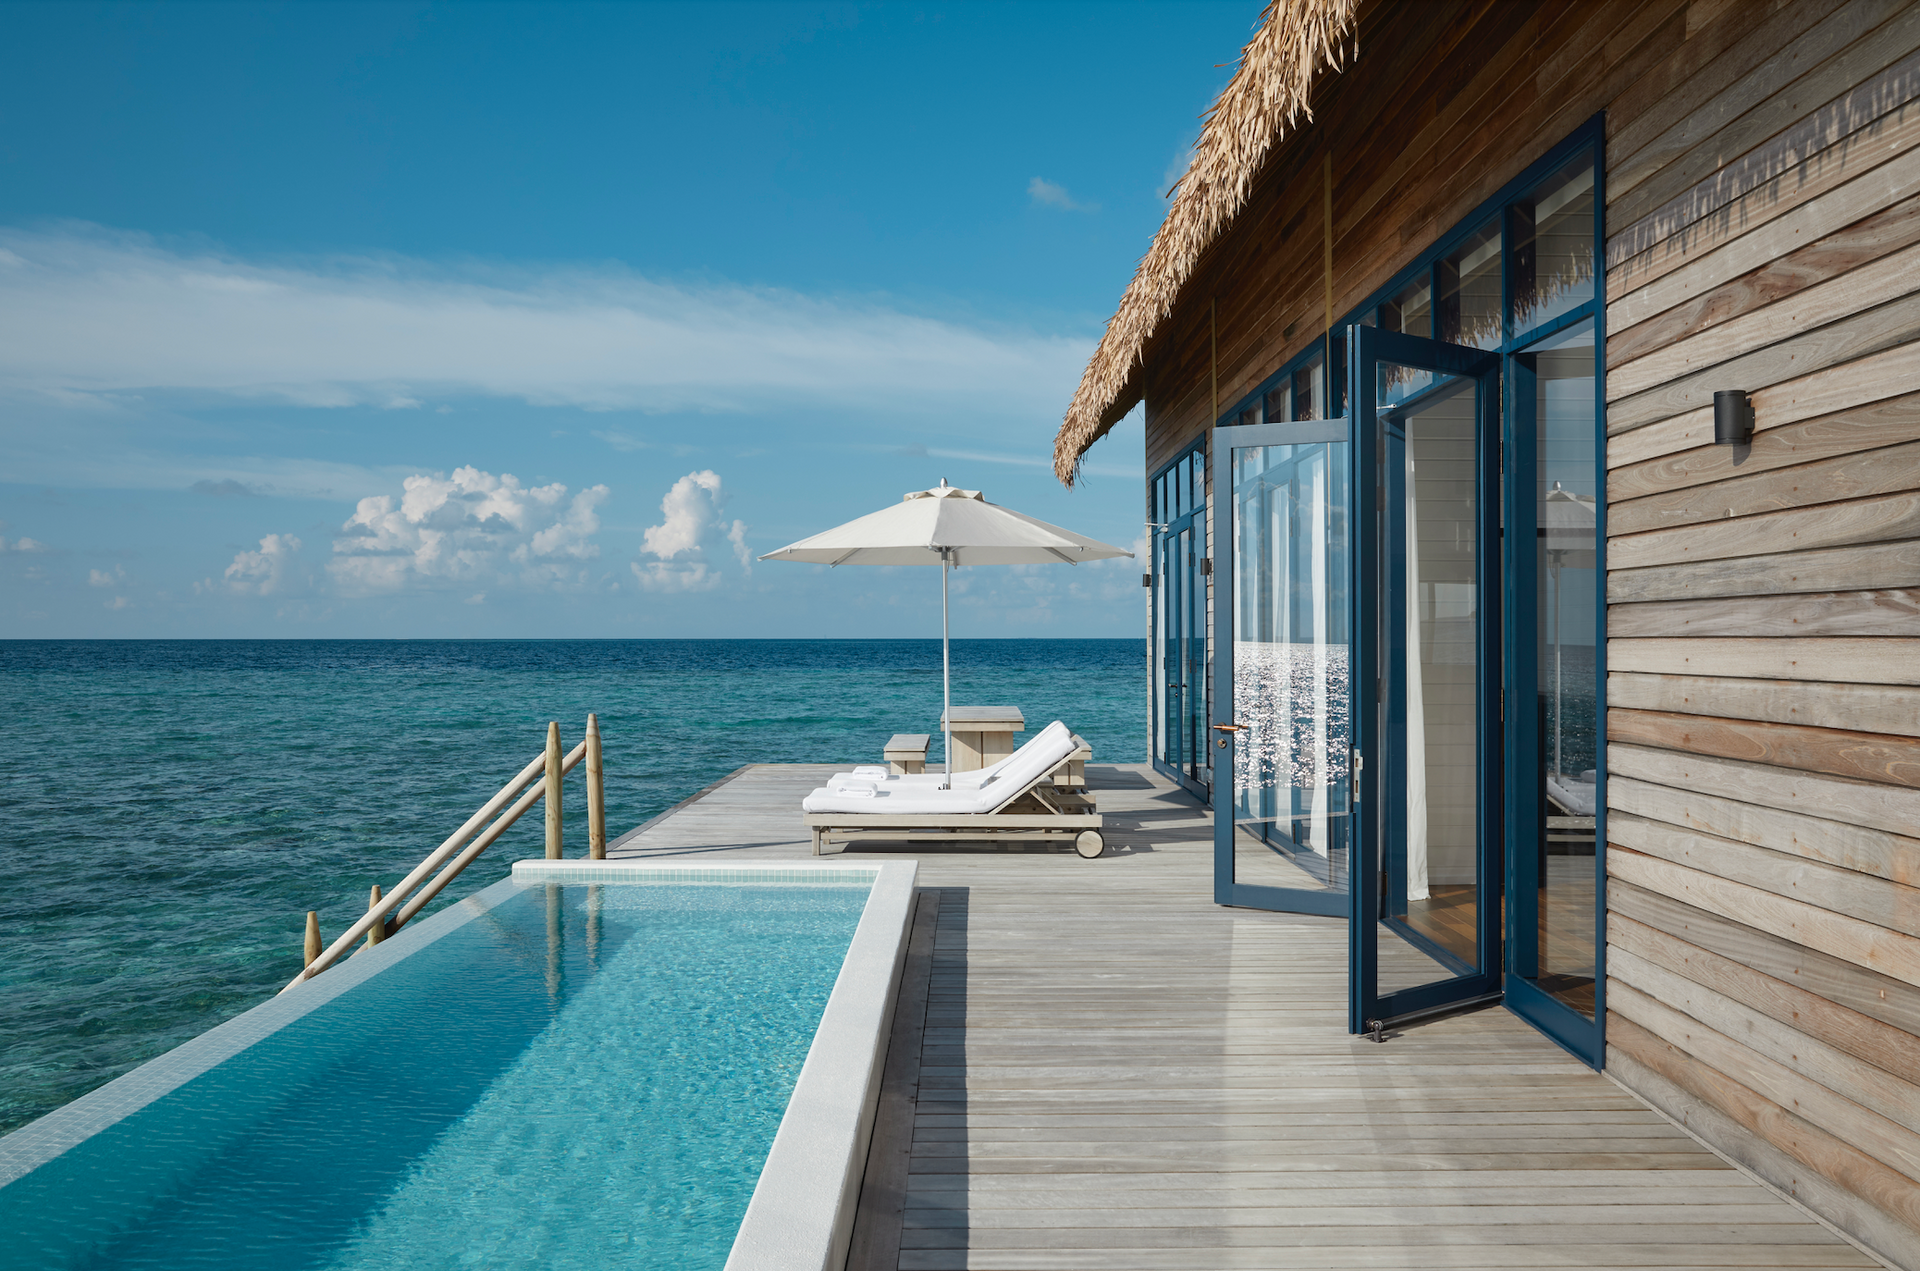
left=835, top=779, right=878, bottom=798
left=850, top=765, right=890, bottom=778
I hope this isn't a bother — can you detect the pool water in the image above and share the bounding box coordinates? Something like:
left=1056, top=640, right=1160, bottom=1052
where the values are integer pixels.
left=0, top=880, right=871, bottom=1271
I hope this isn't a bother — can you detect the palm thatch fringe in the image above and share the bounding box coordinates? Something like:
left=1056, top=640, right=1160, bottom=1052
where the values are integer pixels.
left=1052, top=0, right=1358, bottom=486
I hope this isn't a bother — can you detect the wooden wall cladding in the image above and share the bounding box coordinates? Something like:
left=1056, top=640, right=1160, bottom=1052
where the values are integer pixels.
left=1130, top=1, right=1920, bottom=1258
left=1603, top=2, right=1920, bottom=1266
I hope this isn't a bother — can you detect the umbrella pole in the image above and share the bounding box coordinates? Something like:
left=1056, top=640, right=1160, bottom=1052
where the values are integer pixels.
left=942, top=551, right=953, bottom=789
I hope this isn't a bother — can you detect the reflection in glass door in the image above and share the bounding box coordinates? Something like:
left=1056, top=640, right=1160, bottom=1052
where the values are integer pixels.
left=1211, top=419, right=1351, bottom=917
left=1507, top=316, right=1602, bottom=1054
left=1350, top=325, right=1503, bottom=1032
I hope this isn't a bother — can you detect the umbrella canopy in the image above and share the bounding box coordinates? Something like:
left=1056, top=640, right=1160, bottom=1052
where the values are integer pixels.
left=1540, top=482, right=1597, bottom=781
left=1540, top=483, right=1597, bottom=568
left=761, top=480, right=1132, bottom=784
left=760, top=481, right=1131, bottom=568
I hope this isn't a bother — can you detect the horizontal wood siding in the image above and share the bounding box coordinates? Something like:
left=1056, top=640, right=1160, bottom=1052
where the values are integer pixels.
left=1127, top=2, right=1920, bottom=1264
left=1604, top=2, right=1920, bottom=1264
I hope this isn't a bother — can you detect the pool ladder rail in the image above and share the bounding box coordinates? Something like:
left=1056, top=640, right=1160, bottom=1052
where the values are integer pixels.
left=286, top=713, right=608, bottom=994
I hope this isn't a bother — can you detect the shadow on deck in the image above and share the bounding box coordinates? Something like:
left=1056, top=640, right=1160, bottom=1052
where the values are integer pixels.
left=611, top=763, right=1880, bottom=1271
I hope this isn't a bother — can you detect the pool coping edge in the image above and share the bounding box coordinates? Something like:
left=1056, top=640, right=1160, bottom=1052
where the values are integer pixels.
left=726, top=858, right=920, bottom=1271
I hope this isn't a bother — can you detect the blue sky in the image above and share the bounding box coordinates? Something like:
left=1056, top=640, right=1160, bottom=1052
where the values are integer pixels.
left=0, top=0, right=1255, bottom=637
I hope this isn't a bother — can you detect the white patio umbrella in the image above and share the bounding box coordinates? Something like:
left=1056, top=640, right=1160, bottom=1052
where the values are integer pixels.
left=760, top=480, right=1133, bottom=785
left=1542, top=483, right=1597, bottom=780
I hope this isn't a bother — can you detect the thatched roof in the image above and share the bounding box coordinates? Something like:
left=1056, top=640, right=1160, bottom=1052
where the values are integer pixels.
left=1052, top=0, right=1358, bottom=486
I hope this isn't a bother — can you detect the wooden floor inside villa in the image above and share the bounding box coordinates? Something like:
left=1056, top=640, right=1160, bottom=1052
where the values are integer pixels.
left=609, top=764, right=1880, bottom=1270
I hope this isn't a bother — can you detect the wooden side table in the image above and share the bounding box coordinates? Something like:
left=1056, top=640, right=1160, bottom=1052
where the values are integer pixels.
left=941, top=706, right=1024, bottom=772
left=883, top=733, right=930, bottom=775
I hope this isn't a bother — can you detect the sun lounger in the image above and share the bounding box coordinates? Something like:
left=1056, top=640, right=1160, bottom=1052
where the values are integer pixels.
left=803, top=721, right=1104, bottom=858
left=825, top=722, right=1091, bottom=793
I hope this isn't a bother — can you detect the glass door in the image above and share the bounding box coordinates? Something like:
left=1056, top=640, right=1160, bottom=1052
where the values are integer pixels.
left=1153, top=451, right=1208, bottom=794
left=1505, top=317, right=1603, bottom=1061
left=1349, top=325, right=1503, bottom=1032
left=1210, top=418, right=1352, bottom=916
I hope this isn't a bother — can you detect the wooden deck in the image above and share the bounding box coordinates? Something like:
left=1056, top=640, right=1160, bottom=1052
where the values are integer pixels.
left=609, top=763, right=1882, bottom=1270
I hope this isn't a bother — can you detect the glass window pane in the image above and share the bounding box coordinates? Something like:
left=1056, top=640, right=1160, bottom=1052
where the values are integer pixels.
left=1529, top=317, right=1598, bottom=1018
left=1154, top=531, right=1168, bottom=762
left=1264, top=383, right=1291, bottom=423
left=1230, top=441, right=1350, bottom=897
left=1382, top=274, right=1432, bottom=338
left=1439, top=219, right=1502, bottom=350
left=1381, top=274, right=1435, bottom=404
left=1238, top=404, right=1262, bottom=427
left=1293, top=352, right=1325, bottom=419
left=1377, top=375, right=1483, bottom=995
left=1511, top=151, right=1596, bottom=334
left=1329, top=331, right=1347, bottom=417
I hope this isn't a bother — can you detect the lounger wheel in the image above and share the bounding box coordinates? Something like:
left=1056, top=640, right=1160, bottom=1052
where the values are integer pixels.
left=1074, top=830, right=1105, bottom=859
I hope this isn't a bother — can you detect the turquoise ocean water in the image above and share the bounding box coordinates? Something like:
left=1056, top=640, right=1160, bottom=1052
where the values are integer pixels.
left=0, top=638, right=1144, bottom=1136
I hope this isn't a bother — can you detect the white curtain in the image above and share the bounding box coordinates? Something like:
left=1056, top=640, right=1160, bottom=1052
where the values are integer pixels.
left=1308, top=454, right=1330, bottom=856
left=1405, top=444, right=1430, bottom=901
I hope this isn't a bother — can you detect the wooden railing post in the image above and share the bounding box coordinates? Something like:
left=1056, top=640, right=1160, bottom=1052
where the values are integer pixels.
left=545, top=721, right=564, bottom=859
left=284, top=744, right=560, bottom=994
left=587, top=713, right=606, bottom=860
left=304, top=912, right=322, bottom=968
left=366, top=884, right=385, bottom=946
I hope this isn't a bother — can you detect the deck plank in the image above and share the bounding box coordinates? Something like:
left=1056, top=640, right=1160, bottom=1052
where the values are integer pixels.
left=609, top=763, right=1878, bottom=1269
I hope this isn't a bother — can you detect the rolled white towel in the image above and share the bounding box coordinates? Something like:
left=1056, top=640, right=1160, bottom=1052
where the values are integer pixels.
left=849, top=765, right=891, bottom=778
left=835, top=779, right=878, bottom=799
left=828, top=772, right=892, bottom=792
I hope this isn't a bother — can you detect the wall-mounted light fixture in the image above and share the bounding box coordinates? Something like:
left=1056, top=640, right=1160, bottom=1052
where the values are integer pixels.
left=1713, top=390, right=1752, bottom=446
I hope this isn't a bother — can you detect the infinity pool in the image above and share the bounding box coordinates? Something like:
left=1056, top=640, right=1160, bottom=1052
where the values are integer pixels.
left=0, top=872, right=875, bottom=1271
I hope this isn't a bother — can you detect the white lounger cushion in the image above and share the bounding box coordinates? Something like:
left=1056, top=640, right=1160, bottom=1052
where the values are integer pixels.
left=825, top=722, right=1071, bottom=792
left=803, top=722, right=1077, bottom=815
left=803, top=785, right=1001, bottom=814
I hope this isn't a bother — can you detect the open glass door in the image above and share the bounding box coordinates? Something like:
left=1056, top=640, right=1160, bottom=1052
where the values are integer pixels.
left=1210, top=418, right=1352, bottom=916
left=1349, top=325, right=1503, bottom=1033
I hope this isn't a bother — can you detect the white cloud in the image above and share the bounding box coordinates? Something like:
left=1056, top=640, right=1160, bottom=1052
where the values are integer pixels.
left=1028, top=177, right=1097, bottom=213
left=191, top=479, right=259, bottom=497
left=105, top=595, right=131, bottom=610
left=0, top=226, right=1091, bottom=418
left=632, top=469, right=749, bottom=592
left=590, top=429, right=652, bottom=452
left=1, top=536, right=49, bottom=552
left=328, top=465, right=609, bottom=594
left=223, top=533, right=303, bottom=595
left=88, top=566, right=125, bottom=587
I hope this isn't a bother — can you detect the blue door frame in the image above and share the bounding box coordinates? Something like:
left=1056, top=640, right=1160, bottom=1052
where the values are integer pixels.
left=1348, top=325, right=1505, bottom=1033
left=1209, top=417, right=1352, bottom=918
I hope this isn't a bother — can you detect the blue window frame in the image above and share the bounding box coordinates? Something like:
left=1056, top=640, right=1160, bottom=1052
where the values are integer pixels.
left=1149, top=439, right=1209, bottom=795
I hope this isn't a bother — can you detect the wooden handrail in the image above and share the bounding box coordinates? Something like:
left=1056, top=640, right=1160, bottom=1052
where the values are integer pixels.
left=387, top=740, right=586, bottom=934
left=285, top=719, right=606, bottom=993
left=285, top=746, right=551, bottom=992
left=586, top=713, right=606, bottom=859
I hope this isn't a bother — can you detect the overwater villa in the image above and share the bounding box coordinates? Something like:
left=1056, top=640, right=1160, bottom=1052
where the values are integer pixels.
left=1048, top=0, right=1920, bottom=1264
left=5, top=2, right=1919, bottom=1269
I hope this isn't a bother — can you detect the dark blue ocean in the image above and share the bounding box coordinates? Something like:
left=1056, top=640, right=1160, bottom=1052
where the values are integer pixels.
left=0, top=638, right=1145, bottom=1135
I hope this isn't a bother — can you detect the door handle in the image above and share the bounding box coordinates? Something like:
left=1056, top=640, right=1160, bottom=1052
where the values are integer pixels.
left=1213, top=723, right=1243, bottom=749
